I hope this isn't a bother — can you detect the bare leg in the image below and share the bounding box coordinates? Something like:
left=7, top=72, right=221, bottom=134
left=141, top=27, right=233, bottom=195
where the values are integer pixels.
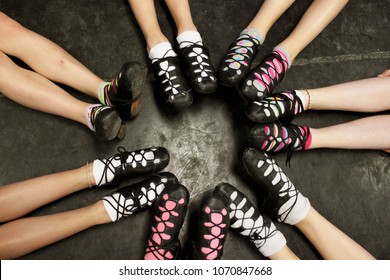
left=127, top=0, right=169, bottom=51
left=246, top=0, right=296, bottom=40
left=305, top=76, right=390, bottom=112
left=0, top=164, right=94, bottom=223
left=164, top=0, right=197, bottom=35
left=296, top=207, right=375, bottom=260
left=0, top=51, right=90, bottom=126
left=268, top=245, right=300, bottom=260
left=309, top=115, right=390, bottom=150
left=278, top=0, right=349, bottom=60
left=0, top=201, right=111, bottom=259
left=0, top=12, right=102, bottom=98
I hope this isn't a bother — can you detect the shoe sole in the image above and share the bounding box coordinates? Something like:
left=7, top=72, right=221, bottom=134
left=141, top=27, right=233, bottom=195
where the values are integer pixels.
left=96, top=111, right=126, bottom=141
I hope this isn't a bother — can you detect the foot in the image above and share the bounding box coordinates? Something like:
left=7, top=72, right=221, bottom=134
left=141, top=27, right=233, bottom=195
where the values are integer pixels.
left=151, top=56, right=193, bottom=110
left=192, top=193, right=230, bottom=260
left=179, top=43, right=217, bottom=94
left=241, top=50, right=289, bottom=101
left=101, top=172, right=178, bottom=222
left=246, top=90, right=304, bottom=123
left=213, top=183, right=286, bottom=257
left=249, top=123, right=311, bottom=154
left=100, top=62, right=148, bottom=120
left=144, top=184, right=189, bottom=260
left=93, top=146, right=170, bottom=187
left=86, top=105, right=125, bottom=141
left=218, top=34, right=260, bottom=87
left=242, top=148, right=310, bottom=225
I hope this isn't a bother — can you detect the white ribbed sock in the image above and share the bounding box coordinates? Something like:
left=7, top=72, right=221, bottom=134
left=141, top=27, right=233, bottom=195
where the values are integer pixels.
left=177, top=30, right=203, bottom=48
left=148, top=42, right=177, bottom=62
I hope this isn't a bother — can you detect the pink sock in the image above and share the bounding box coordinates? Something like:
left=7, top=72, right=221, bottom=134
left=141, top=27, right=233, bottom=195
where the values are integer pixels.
left=304, top=128, right=312, bottom=150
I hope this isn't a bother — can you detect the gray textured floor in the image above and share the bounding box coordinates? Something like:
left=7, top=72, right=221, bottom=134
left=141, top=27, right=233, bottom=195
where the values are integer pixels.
left=0, top=0, right=389, bottom=260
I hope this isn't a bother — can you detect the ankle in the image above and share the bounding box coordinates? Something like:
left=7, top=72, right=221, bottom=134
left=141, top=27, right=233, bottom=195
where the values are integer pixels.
left=273, top=46, right=293, bottom=69
left=241, top=27, right=264, bottom=44
left=295, top=207, right=315, bottom=232
left=90, top=201, right=113, bottom=225
left=148, top=42, right=176, bottom=61
left=176, top=25, right=197, bottom=37
left=296, top=89, right=310, bottom=111
left=177, top=30, right=203, bottom=48
left=146, top=34, right=170, bottom=52
left=85, top=163, right=96, bottom=187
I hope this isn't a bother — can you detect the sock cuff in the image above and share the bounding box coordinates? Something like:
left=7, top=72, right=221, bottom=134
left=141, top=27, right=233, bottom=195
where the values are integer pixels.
left=98, top=82, right=110, bottom=105
left=294, top=89, right=306, bottom=109
left=93, top=159, right=104, bottom=186
left=286, top=193, right=311, bottom=225
left=84, top=104, right=100, bottom=131
left=149, top=42, right=177, bottom=61
left=304, top=128, right=312, bottom=150
left=102, top=193, right=122, bottom=222
left=177, top=30, right=203, bottom=47
left=273, top=46, right=292, bottom=68
left=241, top=28, right=264, bottom=45
left=258, top=226, right=287, bottom=257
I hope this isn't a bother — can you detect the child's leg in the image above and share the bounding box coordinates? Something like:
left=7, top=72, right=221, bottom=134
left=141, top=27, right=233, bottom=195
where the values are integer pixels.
left=278, top=0, right=349, bottom=60
left=0, top=201, right=111, bottom=260
left=246, top=75, right=390, bottom=123
left=0, top=172, right=177, bottom=259
left=164, top=0, right=217, bottom=94
left=164, top=0, right=197, bottom=35
left=0, top=51, right=123, bottom=140
left=127, top=0, right=169, bottom=51
left=242, top=148, right=375, bottom=260
left=309, top=115, right=390, bottom=150
left=0, top=51, right=88, bottom=125
left=0, top=146, right=170, bottom=223
left=127, top=0, right=193, bottom=109
left=0, top=165, right=93, bottom=223
left=214, top=183, right=295, bottom=259
left=240, top=0, right=348, bottom=101
left=246, top=0, right=296, bottom=41
left=0, top=12, right=102, bottom=98
left=218, top=0, right=295, bottom=87
left=296, top=207, right=375, bottom=260
left=307, top=76, right=390, bottom=112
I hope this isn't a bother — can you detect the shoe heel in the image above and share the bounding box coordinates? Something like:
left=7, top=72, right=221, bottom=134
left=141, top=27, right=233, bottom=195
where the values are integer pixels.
left=116, top=122, right=126, bottom=140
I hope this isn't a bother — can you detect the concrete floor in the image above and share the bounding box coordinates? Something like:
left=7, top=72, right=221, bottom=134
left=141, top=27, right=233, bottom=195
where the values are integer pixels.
left=0, top=0, right=389, bottom=260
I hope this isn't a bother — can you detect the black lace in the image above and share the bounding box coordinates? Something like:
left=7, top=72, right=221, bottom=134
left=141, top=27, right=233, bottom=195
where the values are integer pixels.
left=146, top=240, right=181, bottom=260
left=226, top=34, right=260, bottom=61
left=250, top=51, right=288, bottom=97
left=95, top=146, right=128, bottom=186
left=284, top=125, right=310, bottom=167
left=102, top=191, right=140, bottom=222
left=272, top=90, right=304, bottom=122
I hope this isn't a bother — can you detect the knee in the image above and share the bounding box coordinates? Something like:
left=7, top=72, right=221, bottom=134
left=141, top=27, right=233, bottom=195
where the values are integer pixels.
left=0, top=12, right=29, bottom=38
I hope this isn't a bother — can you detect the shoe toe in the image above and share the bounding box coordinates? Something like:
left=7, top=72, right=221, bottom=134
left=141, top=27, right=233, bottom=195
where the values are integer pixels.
left=218, top=70, right=243, bottom=87
left=201, top=193, right=230, bottom=213
left=213, top=182, right=236, bottom=199
left=168, top=90, right=193, bottom=110
left=248, top=125, right=268, bottom=150
left=162, top=183, right=190, bottom=202
left=242, top=148, right=269, bottom=178
left=240, top=79, right=262, bottom=102
left=246, top=102, right=271, bottom=123
left=157, top=172, right=179, bottom=186
left=153, top=147, right=170, bottom=170
left=191, top=77, right=218, bottom=94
